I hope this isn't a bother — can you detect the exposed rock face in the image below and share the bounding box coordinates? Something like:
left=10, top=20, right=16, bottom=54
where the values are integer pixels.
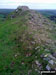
left=17, top=6, right=29, bottom=11
left=11, top=6, right=29, bottom=19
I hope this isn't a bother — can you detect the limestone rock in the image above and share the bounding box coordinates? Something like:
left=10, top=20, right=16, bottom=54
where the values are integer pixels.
left=48, top=60, right=54, bottom=65
left=17, top=6, right=29, bottom=11
left=46, top=65, right=51, bottom=70
left=35, top=46, right=40, bottom=50
left=35, top=60, right=42, bottom=70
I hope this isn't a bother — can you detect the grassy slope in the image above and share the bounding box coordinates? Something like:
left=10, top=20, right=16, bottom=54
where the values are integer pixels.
left=0, top=9, right=56, bottom=75
left=0, top=16, right=28, bottom=75
left=0, top=13, right=39, bottom=75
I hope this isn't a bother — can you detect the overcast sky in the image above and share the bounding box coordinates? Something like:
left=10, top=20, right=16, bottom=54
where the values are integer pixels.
left=0, top=0, right=56, bottom=9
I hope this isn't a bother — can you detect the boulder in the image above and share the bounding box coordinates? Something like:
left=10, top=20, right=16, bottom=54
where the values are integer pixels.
left=48, top=60, right=54, bottom=65
left=46, top=65, right=51, bottom=70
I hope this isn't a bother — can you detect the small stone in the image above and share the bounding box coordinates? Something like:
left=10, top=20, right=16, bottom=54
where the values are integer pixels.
left=22, top=62, right=24, bottom=65
left=49, top=60, right=54, bottom=65
left=44, top=54, right=48, bottom=57
left=46, top=65, right=51, bottom=70
left=29, top=21, right=33, bottom=24
left=14, top=53, right=19, bottom=57
left=35, top=60, right=39, bottom=65
left=16, top=9, right=18, bottom=12
left=35, top=60, right=41, bottom=66
left=31, top=41, right=35, bottom=45
left=15, top=54, right=17, bottom=57
left=35, top=46, right=40, bottom=50
left=35, top=69, right=37, bottom=71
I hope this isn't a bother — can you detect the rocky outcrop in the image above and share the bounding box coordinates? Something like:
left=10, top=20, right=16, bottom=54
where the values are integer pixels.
left=17, top=6, right=29, bottom=11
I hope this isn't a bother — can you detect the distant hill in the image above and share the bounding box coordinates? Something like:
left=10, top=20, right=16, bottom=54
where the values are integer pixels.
left=0, top=9, right=15, bottom=21
left=0, top=9, right=15, bottom=14
left=37, top=10, right=56, bottom=16
left=37, top=10, right=56, bottom=22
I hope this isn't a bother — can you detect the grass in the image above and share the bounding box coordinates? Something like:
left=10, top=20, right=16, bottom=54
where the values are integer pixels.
left=0, top=15, right=29, bottom=74
left=0, top=14, right=41, bottom=75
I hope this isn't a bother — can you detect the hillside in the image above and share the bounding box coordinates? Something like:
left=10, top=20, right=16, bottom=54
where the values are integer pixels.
left=0, top=6, right=56, bottom=75
left=0, top=9, right=14, bottom=21
left=38, top=10, right=56, bottom=23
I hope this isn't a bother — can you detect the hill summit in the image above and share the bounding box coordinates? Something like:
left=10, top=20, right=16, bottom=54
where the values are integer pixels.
left=0, top=6, right=56, bottom=74
left=17, top=6, right=29, bottom=11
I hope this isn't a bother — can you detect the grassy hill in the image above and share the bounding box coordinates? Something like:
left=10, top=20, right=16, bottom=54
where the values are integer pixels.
left=37, top=10, right=56, bottom=23
left=0, top=6, right=56, bottom=75
left=0, top=9, right=14, bottom=21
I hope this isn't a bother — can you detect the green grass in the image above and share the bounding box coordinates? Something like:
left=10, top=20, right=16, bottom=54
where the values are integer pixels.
left=0, top=15, right=29, bottom=74
left=0, top=14, right=41, bottom=75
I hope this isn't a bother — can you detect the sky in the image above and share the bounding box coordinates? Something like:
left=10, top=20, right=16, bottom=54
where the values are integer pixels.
left=0, top=0, right=56, bottom=9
